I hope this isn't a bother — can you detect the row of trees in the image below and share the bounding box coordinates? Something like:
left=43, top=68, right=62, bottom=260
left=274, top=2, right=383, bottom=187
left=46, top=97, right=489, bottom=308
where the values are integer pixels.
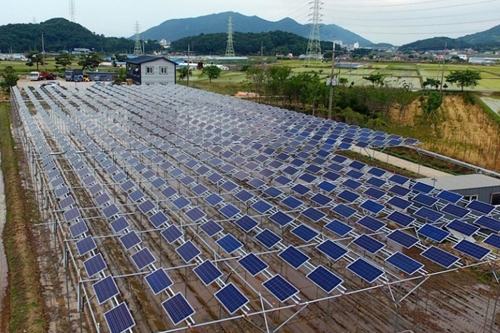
left=24, top=51, right=104, bottom=71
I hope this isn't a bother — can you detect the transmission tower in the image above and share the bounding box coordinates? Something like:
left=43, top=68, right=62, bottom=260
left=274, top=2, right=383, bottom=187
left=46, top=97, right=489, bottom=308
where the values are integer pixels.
left=306, top=0, right=322, bottom=64
left=133, top=22, right=143, bottom=56
left=225, top=17, right=235, bottom=58
left=69, top=0, right=75, bottom=22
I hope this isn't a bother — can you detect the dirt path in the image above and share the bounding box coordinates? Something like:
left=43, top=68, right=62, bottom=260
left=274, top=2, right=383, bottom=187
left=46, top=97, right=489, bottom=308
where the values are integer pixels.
left=0, top=152, right=7, bottom=327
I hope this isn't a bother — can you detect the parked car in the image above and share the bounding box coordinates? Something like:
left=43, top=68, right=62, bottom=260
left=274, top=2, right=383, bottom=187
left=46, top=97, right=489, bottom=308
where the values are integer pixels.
left=29, top=71, right=40, bottom=81
left=41, top=81, right=60, bottom=87
left=39, top=71, right=57, bottom=80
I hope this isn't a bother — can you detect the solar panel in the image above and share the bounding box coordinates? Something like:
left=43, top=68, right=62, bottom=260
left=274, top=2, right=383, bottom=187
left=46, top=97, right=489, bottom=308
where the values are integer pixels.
left=387, top=230, right=419, bottom=248
left=59, top=195, right=75, bottom=210
left=104, top=302, right=135, bottom=333
left=263, top=187, right=283, bottom=198
left=255, top=229, right=281, bottom=248
left=93, top=276, right=119, bottom=304
left=324, top=171, right=341, bottom=182
left=446, top=219, right=479, bottom=237
left=436, top=190, right=462, bottom=204
left=368, top=167, right=386, bottom=177
left=414, top=206, right=444, bottom=223
left=220, top=204, right=241, bottom=218
left=161, top=225, right=183, bottom=244
left=364, top=187, right=385, bottom=200
left=291, top=184, right=310, bottom=196
left=388, top=184, right=411, bottom=196
left=386, top=252, right=424, bottom=275
left=120, top=231, right=141, bottom=250
left=291, top=224, right=319, bottom=242
left=343, top=178, right=362, bottom=190
left=269, top=211, right=293, bottom=227
left=325, top=219, right=353, bottom=237
left=215, top=283, right=249, bottom=314
left=467, top=200, right=495, bottom=215
left=352, top=234, right=385, bottom=254
left=145, top=268, right=173, bottom=295
left=205, top=193, right=224, bottom=206
left=279, top=246, right=309, bottom=269
left=307, top=265, right=343, bottom=293
left=131, top=247, right=155, bottom=270
left=347, top=258, right=384, bottom=283
left=420, top=246, right=459, bottom=268
left=338, top=190, right=360, bottom=203
left=316, top=240, right=348, bottom=261
left=412, top=193, right=438, bottom=207
left=441, top=203, right=470, bottom=219
left=281, top=196, right=303, bottom=210
left=474, top=215, right=500, bottom=233
left=128, top=189, right=145, bottom=202
left=263, top=275, right=299, bottom=302
left=357, top=216, right=385, bottom=232
left=389, top=174, right=409, bottom=185
left=302, top=207, right=326, bottom=222
left=411, top=182, right=434, bottom=194
left=235, top=215, right=259, bottom=232
left=252, top=200, right=273, bottom=214
left=64, top=207, right=81, bottom=222
left=162, top=293, right=195, bottom=325
left=453, top=239, right=490, bottom=260
left=331, top=204, right=357, bottom=218
left=417, top=224, right=450, bottom=243
left=193, top=260, right=223, bottom=285
left=69, top=220, right=88, bottom=238
left=185, top=207, right=206, bottom=222
left=110, top=216, right=129, bottom=234
left=149, top=211, right=169, bottom=228
left=387, top=197, right=412, bottom=210
left=172, top=197, right=190, bottom=210
left=84, top=253, right=107, bottom=277
left=317, top=181, right=337, bottom=193
left=310, top=193, right=332, bottom=206
left=366, top=177, right=386, bottom=188
left=484, top=234, right=500, bottom=250
left=360, top=200, right=385, bottom=215
left=238, top=253, right=269, bottom=276
left=176, top=241, right=201, bottom=263
left=387, top=211, right=415, bottom=227
left=200, top=220, right=223, bottom=237
left=217, top=234, right=243, bottom=254
left=102, top=204, right=119, bottom=219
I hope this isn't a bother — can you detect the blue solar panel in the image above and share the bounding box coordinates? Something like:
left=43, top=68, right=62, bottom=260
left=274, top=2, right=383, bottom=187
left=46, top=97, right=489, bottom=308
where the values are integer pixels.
left=389, top=185, right=411, bottom=196
left=310, top=193, right=332, bottom=206
left=255, top=229, right=281, bottom=248
left=414, top=206, right=444, bottom=223
left=149, top=211, right=169, bottom=228
left=221, top=180, right=238, bottom=192
left=220, top=204, right=241, bottom=218
left=387, top=230, right=419, bottom=248
left=161, top=225, right=183, bottom=244
left=238, top=253, right=269, bottom=276
left=193, top=260, right=223, bottom=285
left=185, top=207, right=206, bottom=222
left=176, top=241, right=201, bottom=263
left=131, top=247, right=155, bottom=270
left=104, top=302, right=135, bottom=333
left=436, top=190, right=462, bottom=204
left=453, top=239, right=490, bottom=260
left=205, top=193, right=224, bottom=206
left=110, top=216, right=129, bottom=234
left=387, top=197, right=412, bottom=210
left=421, top=246, right=459, bottom=268
left=317, top=181, right=337, bottom=193
left=325, top=219, right=353, bottom=237
left=357, top=216, right=385, bottom=232
left=417, top=224, right=450, bottom=243
left=386, top=252, right=424, bottom=275
left=446, top=219, right=479, bottom=237
left=387, top=211, right=415, bottom=227
left=484, top=234, right=500, bottom=250
left=366, top=177, right=386, bottom=188
left=317, top=240, right=348, bottom=261
left=368, top=167, right=386, bottom=177
left=74, top=236, right=96, bottom=256
left=119, top=231, right=141, bottom=250
left=64, top=207, right=81, bottom=222
left=343, top=179, right=362, bottom=190
left=323, top=171, right=341, bottom=182
left=217, top=234, right=243, bottom=254
left=274, top=175, right=292, bottom=185
left=215, top=283, right=249, bottom=314
left=307, top=266, right=343, bottom=293
left=475, top=216, right=500, bottom=233
left=349, top=160, right=365, bottom=170
left=200, top=220, right=223, bottom=237
left=331, top=205, right=356, bottom=220
left=467, top=200, right=495, bottom=215
left=291, top=224, right=319, bottom=242
left=263, top=187, right=283, bottom=198
left=93, top=276, right=120, bottom=304
left=411, top=182, right=434, bottom=194
left=252, top=200, right=273, bottom=214
left=269, top=211, right=293, bottom=227
left=363, top=187, right=385, bottom=200
left=347, top=258, right=383, bottom=283
left=172, top=197, right=190, bottom=210
left=360, top=200, right=385, bottom=215
left=281, top=196, right=303, bottom=210
left=338, top=190, right=360, bottom=203
left=263, top=275, right=299, bottom=302
left=162, top=293, right=195, bottom=325
left=441, top=203, right=469, bottom=219
left=291, top=184, right=310, bottom=196
left=69, top=220, right=88, bottom=238
left=302, top=207, right=326, bottom=222
left=235, top=215, right=259, bottom=232
left=352, top=234, right=385, bottom=254
left=145, top=268, right=173, bottom=295
left=412, top=193, right=438, bottom=207
left=128, top=189, right=145, bottom=202
left=389, top=174, right=409, bottom=185
left=279, top=246, right=309, bottom=269
left=84, top=253, right=107, bottom=277
left=161, top=186, right=177, bottom=199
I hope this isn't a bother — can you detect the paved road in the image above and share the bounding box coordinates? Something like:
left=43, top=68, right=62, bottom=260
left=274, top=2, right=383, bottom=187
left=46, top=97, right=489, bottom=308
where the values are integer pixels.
left=480, top=97, right=500, bottom=115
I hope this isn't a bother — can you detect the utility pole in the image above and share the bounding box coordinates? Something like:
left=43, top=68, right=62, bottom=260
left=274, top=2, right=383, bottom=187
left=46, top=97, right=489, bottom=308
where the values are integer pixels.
left=260, top=41, right=264, bottom=67
left=186, top=44, right=190, bottom=87
left=41, top=32, right=47, bottom=72
left=439, top=42, right=447, bottom=93
left=328, top=42, right=336, bottom=120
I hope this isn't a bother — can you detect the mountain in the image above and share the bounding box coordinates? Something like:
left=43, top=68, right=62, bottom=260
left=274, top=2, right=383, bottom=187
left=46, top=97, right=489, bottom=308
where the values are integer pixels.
left=399, top=24, right=500, bottom=51
left=142, top=11, right=373, bottom=46
left=0, top=18, right=134, bottom=53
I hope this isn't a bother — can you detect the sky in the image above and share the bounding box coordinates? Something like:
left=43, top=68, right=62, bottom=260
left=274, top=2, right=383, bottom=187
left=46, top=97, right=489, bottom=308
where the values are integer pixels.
left=1, top=0, right=499, bottom=45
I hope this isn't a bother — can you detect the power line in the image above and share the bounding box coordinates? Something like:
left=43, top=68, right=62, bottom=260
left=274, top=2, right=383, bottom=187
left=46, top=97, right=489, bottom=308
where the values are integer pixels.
left=306, top=0, right=323, bottom=64
left=69, top=0, right=75, bottom=22
left=133, top=22, right=143, bottom=56
left=225, top=17, right=235, bottom=58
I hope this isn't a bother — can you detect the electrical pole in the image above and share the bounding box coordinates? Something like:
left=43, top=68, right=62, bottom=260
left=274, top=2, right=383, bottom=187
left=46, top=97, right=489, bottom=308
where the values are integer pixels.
left=187, top=44, right=190, bottom=87
left=328, top=42, right=336, bottom=120
left=439, top=42, right=447, bottom=93
left=41, top=32, right=47, bottom=72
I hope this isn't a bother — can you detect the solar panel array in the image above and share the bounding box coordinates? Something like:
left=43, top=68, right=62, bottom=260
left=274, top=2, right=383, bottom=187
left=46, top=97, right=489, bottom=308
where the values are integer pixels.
left=13, top=82, right=500, bottom=332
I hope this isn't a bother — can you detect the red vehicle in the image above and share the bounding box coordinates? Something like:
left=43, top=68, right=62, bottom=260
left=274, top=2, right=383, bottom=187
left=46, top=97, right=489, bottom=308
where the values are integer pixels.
left=39, top=71, right=57, bottom=80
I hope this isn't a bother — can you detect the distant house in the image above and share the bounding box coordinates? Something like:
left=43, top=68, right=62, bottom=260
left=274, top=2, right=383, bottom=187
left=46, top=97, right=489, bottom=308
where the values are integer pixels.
left=125, top=56, right=177, bottom=85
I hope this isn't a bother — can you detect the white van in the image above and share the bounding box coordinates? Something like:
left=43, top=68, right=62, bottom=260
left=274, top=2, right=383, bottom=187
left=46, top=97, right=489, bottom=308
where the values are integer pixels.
left=29, top=71, right=40, bottom=81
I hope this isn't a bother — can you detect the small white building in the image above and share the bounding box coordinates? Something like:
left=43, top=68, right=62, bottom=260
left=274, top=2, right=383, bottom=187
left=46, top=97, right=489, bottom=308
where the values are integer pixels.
left=126, top=56, right=177, bottom=85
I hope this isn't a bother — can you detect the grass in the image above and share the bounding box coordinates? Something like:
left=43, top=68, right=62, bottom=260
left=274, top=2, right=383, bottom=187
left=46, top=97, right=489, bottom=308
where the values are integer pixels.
left=0, top=101, right=48, bottom=333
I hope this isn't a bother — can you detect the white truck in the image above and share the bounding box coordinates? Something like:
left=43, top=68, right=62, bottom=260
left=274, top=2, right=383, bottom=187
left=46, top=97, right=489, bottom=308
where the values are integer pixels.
left=29, top=71, right=40, bottom=81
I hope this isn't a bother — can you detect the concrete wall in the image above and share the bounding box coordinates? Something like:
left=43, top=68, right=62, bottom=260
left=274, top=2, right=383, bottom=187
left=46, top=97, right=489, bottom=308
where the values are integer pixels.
left=140, top=59, right=176, bottom=85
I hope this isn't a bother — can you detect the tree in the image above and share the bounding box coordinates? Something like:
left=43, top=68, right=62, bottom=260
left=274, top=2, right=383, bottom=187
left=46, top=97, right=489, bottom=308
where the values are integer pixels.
left=55, top=52, right=72, bottom=70
left=177, top=67, right=192, bottom=81
left=113, top=68, right=127, bottom=85
left=77, top=52, right=103, bottom=71
left=0, top=66, right=19, bottom=93
left=362, top=73, right=385, bottom=87
left=339, top=77, right=349, bottom=87
left=201, top=65, right=222, bottom=83
left=422, top=91, right=443, bottom=116
left=445, top=69, right=481, bottom=92
left=26, top=50, right=44, bottom=71
left=422, top=77, right=441, bottom=90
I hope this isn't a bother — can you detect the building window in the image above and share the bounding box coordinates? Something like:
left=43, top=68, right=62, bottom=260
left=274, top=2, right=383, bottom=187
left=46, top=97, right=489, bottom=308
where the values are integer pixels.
left=160, top=66, right=168, bottom=75
left=491, top=193, right=500, bottom=205
left=146, top=66, right=154, bottom=75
